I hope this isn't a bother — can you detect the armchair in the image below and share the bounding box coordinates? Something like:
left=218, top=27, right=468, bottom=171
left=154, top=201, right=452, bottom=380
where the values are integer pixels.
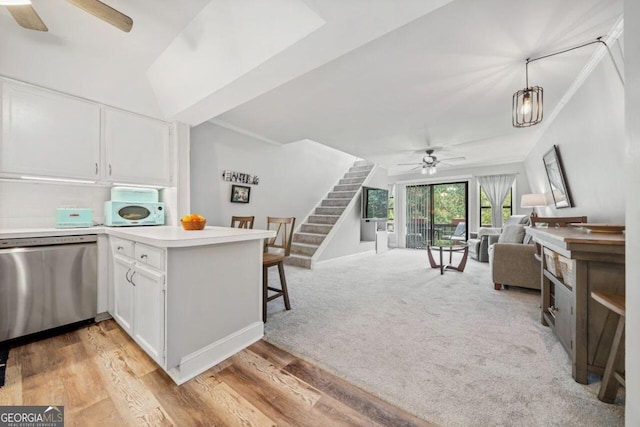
left=489, top=215, right=588, bottom=291
left=467, top=215, right=529, bottom=262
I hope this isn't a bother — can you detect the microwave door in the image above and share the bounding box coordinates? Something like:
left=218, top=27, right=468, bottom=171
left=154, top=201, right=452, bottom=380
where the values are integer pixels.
left=118, top=205, right=151, bottom=221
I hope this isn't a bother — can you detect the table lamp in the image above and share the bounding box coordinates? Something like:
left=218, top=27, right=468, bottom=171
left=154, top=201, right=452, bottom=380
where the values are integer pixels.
left=521, top=193, right=547, bottom=220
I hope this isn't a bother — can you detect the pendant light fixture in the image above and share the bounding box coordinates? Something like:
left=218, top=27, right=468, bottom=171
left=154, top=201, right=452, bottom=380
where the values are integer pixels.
left=512, top=37, right=613, bottom=128
left=512, top=60, right=543, bottom=127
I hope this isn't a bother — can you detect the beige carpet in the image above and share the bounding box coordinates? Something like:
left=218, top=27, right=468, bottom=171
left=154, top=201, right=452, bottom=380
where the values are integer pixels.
left=264, top=248, right=625, bottom=427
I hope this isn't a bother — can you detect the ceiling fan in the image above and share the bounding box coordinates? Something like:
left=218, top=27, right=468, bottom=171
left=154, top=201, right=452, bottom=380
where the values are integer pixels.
left=1, top=0, right=133, bottom=32
left=398, top=149, right=465, bottom=175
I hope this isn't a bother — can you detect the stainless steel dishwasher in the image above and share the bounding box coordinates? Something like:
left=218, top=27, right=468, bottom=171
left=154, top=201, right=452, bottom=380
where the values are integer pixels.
left=0, top=235, right=98, bottom=342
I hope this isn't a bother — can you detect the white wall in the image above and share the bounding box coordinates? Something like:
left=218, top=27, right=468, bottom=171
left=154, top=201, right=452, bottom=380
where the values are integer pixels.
left=316, top=166, right=390, bottom=262
left=625, top=0, right=639, bottom=422
left=390, top=162, right=530, bottom=244
left=523, top=44, right=625, bottom=223
left=190, top=122, right=357, bottom=230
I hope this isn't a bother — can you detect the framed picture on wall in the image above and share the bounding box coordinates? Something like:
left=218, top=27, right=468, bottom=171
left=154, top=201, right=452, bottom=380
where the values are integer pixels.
left=543, top=145, right=572, bottom=208
left=230, top=185, right=251, bottom=203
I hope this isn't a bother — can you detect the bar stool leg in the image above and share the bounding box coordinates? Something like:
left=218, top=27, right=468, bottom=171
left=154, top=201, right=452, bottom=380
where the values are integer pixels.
left=277, top=262, right=291, bottom=310
left=598, top=314, right=625, bottom=403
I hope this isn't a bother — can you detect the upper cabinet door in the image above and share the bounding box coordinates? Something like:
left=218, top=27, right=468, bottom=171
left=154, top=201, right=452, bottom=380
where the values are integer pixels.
left=104, top=108, right=171, bottom=186
left=1, top=81, right=101, bottom=180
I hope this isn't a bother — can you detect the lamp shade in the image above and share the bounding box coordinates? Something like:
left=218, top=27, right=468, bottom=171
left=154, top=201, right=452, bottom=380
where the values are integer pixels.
left=521, top=193, right=547, bottom=208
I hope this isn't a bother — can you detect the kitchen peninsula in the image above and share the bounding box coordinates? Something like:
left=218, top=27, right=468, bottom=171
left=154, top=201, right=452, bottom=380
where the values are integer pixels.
left=0, top=225, right=275, bottom=385
left=108, top=225, right=276, bottom=384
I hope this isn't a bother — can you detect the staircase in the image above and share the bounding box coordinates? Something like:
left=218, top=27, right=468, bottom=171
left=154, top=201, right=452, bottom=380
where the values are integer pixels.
left=285, top=161, right=375, bottom=269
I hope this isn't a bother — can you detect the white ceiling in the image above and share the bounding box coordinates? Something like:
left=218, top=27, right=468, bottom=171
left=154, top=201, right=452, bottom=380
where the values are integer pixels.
left=212, top=0, right=623, bottom=174
left=0, top=0, right=210, bottom=116
left=0, top=0, right=623, bottom=174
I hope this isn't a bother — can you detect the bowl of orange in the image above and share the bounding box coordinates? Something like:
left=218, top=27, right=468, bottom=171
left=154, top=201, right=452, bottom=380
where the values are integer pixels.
left=180, top=214, right=206, bottom=230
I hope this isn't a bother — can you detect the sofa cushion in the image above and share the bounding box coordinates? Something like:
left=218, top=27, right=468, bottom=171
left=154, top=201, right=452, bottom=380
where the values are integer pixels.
left=504, top=215, right=530, bottom=226
left=498, top=224, right=526, bottom=243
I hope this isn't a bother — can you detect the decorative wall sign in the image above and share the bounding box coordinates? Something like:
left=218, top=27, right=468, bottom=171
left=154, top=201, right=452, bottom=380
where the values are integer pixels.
left=231, top=185, right=251, bottom=203
left=222, top=170, right=260, bottom=185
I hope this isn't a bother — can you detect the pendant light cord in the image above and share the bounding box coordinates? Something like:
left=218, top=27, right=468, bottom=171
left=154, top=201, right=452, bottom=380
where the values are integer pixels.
left=525, top=37, right=624, bottom=86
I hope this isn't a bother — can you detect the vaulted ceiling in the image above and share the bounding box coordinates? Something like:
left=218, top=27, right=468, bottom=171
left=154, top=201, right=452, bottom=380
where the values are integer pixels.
left=0, top=0, right=623, bottom=174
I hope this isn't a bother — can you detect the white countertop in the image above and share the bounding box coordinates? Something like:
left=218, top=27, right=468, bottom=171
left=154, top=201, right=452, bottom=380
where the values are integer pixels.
left=0, top=225, right=275, bottom=248
left=107, top=226, right=275, bottom=248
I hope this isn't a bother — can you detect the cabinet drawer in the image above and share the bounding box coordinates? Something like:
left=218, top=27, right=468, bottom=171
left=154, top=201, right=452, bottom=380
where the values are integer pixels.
left=134, top=243, right=165, bottom=271
left=111, top=237, right=134, bottom=258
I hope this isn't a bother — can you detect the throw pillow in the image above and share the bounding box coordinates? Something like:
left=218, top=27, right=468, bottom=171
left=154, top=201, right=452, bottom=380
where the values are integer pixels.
left=498, top=224, right=526, bottom=243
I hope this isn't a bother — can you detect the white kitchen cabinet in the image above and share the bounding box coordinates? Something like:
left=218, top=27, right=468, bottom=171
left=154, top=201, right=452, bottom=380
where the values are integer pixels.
left=0, top=80, right=101, bottom=180
left=132, top=264, right=165, bottom=365
left=110, top=238, right=166, bottom=367
left=104, top=107, right=172, bottom=186
left=113, top=254, right=135, bottom=335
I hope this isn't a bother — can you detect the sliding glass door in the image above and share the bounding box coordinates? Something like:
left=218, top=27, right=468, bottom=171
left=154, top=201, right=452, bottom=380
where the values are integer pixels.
left=405, top=182, right=468, bottom=249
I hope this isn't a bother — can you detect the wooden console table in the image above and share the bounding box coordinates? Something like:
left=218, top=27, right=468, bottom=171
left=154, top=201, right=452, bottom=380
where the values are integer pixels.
left=527, top=227, right=625, bottom=384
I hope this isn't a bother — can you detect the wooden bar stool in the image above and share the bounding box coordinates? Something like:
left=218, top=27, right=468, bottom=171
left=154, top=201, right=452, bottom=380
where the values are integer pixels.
left=231, top=215, right=255, bottom=229
left=263, top=217, right=295, bottom=323
left=591, top=291, right=625, bottom=403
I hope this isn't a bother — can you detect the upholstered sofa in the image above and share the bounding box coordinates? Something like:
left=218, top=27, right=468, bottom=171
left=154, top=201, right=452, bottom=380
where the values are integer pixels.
left=489, top=239, right=540, bottom=290
left=467, top=215, right=530, bottom=262
left=488, top=219, right=540, bottom=290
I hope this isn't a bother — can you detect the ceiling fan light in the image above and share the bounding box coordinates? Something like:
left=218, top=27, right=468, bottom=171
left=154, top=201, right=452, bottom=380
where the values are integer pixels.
left=0, top=0, right=31, bottom=5
left=421, top=165, right=428, bottom=175
left=513, top=86, right=543, bottom=127
left=427, top=166, right=437, bottom=175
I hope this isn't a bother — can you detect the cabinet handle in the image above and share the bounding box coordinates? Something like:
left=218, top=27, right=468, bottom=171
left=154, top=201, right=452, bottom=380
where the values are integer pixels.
left=117, top=246, right=124, bottom=251
left=125, top=268, right=132, bottom=283
left=130, top=271, right=137, bottom=286
left=109, top=164, right=112, bottom=176
left=95, top=162, right=98, bottom=175
left=140, top=254, right=148, bottom=259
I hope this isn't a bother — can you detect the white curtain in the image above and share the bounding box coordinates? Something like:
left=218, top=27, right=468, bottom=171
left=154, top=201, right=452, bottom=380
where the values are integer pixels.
left=477, top=174, right=517, bottom=227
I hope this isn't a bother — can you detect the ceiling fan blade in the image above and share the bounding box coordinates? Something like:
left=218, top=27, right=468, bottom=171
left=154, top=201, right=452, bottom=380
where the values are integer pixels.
left=397, top=163, right=423, bottom=166
left=410, top=165, right=423, bottom=171
left=440, top=156, right=466, bottom=162
left=7, top=5, right=48, bottom=31
left=66, top=0, right=133, bottom=32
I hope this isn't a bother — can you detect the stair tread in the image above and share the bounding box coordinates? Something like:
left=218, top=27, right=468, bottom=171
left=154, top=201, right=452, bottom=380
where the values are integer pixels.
left=288, top=254, right=312, bottom=259
left=295, top=232, right=327, bottom=236
left=292, top=242, right=320, bottom=248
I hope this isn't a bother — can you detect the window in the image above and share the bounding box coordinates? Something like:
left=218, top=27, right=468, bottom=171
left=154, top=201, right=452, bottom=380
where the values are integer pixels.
left=387, top=185, right=395, bottom=232
left=480, top=188, right=512, bottom=227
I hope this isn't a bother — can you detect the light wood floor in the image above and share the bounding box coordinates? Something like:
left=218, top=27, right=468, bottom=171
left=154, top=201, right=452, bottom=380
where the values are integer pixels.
left=0, top=320, right=433, bottom=426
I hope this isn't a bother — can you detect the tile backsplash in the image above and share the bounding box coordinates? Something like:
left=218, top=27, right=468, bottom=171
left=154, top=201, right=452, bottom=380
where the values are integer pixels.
left=0, top=180, right=175, bottom=228
left=0, top=180, right=110, bottom=228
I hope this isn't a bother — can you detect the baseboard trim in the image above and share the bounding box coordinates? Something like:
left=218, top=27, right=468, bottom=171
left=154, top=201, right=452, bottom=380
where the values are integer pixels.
left=167, top=322, right=263, bottom=385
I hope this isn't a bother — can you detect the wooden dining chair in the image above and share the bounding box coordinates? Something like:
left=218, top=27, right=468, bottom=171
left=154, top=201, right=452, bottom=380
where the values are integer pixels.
left=230, top=215, right=255, bottom=229
left=263, top=216, right=295, bottom=323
